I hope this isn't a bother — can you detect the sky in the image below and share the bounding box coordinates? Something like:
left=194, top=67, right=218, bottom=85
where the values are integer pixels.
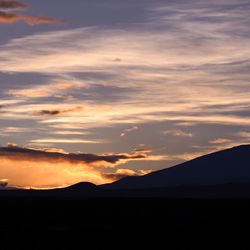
left=1, top=0, right=250, bottom=188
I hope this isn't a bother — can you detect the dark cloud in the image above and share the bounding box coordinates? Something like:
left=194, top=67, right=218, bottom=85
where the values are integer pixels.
left=0, top=104, right=7, bottom=114
left=0, top=145, right=148, bottom=166
left=114, top=58, right=122, bottom=62
left=103, top=172, right=137, bottom=181
left=34, top=106, right=84, bottom=116
left=0, top=0, right=26, bottom=9
left=102, top=168, right=151, bottom=181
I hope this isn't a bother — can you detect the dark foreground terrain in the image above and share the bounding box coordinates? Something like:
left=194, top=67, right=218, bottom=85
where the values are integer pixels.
left=1, top=193, right=250, bottom=249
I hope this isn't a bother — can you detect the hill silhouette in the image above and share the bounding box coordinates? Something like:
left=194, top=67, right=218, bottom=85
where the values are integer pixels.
left=102, top=145, right=250, bottom=190
left=63, top=182, right=98, bottom=192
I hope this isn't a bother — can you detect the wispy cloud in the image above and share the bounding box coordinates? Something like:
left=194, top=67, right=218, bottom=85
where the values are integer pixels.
left=1, top=18, right=249, bottom=132
left=7, top=81, right=76, bottom=99
left=52, top=131, right=90, bottom=136
left=209, top=138, right=232, bottom=144
left=235, top=131, right=250, bottom=139
left=0, top=127, right=28, bottom=136
left=29, top=138, right=102, bottom=144
left=163, top=129, right=193, bottom=137
left=120, top=126, right=138, bottom=137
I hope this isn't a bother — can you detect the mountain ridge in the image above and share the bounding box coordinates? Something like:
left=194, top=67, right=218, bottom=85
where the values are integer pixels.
left=101, top=144, right=250, bottom=189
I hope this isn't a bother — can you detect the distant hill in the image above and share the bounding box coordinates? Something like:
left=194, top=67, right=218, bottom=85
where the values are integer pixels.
left=63, top=182, right=98, bottom=192
left=102, top=145, right=250, bottom=190
left=0, top=182, right=101, bottom=198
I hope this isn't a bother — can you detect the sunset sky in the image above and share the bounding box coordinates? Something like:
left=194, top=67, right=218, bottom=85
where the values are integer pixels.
left=1, top=0, right=250, bottom=188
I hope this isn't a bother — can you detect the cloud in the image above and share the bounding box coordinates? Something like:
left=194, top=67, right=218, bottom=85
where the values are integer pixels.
left=0, top=145, right=153, bottom=188
left=6, top=81, right=77, bottom=102
left=163, top=129, right=193, bottom=137
left=8, top=87, right=52, bottom=98
left=0, top=1, right=62, bottom=25
left=103, top=169, right=153, bottom=181
left=52, top=131, right=90, bottom=136
left=0, top=10, right=61, bottom=25
left=0, top=127, right=28, bottom=136
left=120, top=126, right=138, bottom=137
left=0, top=2, right=249, bottom=125
left=134, top=148, right=152, bottom=154
left=209, top=138, right=232, bottom=144
left=0, top=1, right=26, bottom=9
left=34, top=106, right=83, bottom=116
left=235, top=131, right=250, bottom=139
left=38, top=147, right=68, bottom=154
left=1, top=17, right=250, bottom=131
left=29, top=138, right=102, bottom=144
left=0, top=145, right=148, bottom=165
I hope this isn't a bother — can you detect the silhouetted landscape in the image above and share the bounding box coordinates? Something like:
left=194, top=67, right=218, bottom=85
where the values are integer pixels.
left=2, top=0, right=250, bottom=248
left=2, top=145, right=250, bottom=249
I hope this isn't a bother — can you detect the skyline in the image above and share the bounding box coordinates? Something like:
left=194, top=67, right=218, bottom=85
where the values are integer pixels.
left=1, top=0, right=250, bottom=188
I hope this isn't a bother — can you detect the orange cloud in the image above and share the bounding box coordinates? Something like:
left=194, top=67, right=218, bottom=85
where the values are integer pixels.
left=22, top=16, right=63, bottom=25
left=7, top=88, right=50, bottom=98
left=55, top=83, right=73, bottom=90
left=0, top=11, right=61, bottom=25
left=0, top=0, right=63, bottom=25
left=0, top=145, right=152, bottom=188
left=0, top=157, right=104, bottom=189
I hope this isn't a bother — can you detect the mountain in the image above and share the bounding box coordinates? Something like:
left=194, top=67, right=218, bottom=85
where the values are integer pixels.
left=102, top=145, right=250, bottom=190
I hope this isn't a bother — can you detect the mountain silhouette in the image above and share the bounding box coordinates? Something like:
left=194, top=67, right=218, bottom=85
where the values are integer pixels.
left=102, top=145, right=250, bottom=189
left=63, top=182, right=98, bottom=191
